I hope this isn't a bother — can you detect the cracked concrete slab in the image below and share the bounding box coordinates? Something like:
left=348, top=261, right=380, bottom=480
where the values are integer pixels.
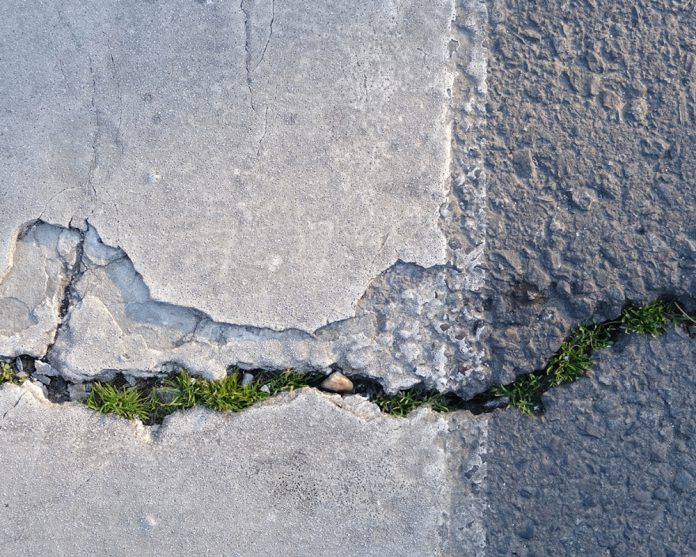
left=43, top=222, right=485, bottom=393
left=0, top=0, right=491, bottom=395
left=0, top=0, right=694, bottom=554
left=0, top=223, right=80, bottom=358
left=0, top=384, right=487, bottom=556
left=0, top=0, right=459, bottom=333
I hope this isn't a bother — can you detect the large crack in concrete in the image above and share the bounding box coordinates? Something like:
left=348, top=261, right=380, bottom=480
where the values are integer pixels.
left=0, top=0, right=494, bottom=398
left=0, top=219, right=489, bottom=397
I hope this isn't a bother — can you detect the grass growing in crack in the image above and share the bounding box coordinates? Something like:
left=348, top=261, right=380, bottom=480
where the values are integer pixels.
left=82, top=367, right=461, bottom=423
left=491, top=298, right=694, bottom=415
left=20, top=299, right=695, bottom=422
left=490, top=373, right=542, bottom=416
left=621, top=300, right=671, bottom=336
left=0, top=362, right=24, bottom=385
left=372, top=388, right=457, bottom=416
left=86, top=369, right=324, bottom=425
left=86, top=383, right=150, bottom=421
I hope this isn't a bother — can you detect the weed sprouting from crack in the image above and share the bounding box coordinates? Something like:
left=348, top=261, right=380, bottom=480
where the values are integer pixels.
left=488, top=299, right=694, bottom=416
left=82, top=369, right=327, bottom=425
left=0, top=362, right=24, bottom=385
left=372, top=388, right=458, bottom=417
left=1, top=300, right=694, bottom=423
left=86, top=383, right=150, bottom=422
left=621, top=299, right=672, bottom=336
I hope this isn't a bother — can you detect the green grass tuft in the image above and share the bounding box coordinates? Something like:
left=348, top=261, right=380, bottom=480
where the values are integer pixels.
left=490, top=373, right=542, bottom=416
left=198, top=371, right=270, bottom=412
left=84, top=369, right=323, bottom=423
left=621, top=300, right=672, bottom=336
left=86, top=383, right=150, bottom=421
left=0, top=362, right=24, bottom=385
left=373, top=387, right=455, bottom=417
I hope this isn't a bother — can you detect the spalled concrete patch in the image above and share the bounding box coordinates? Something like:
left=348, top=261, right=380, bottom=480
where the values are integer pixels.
left=0, top=384, right=487, bottom=556
left=40, top=221, right=485, bottom=395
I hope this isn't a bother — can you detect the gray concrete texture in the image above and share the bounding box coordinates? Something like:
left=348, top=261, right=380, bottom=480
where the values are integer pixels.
left=0, top=0, right=454, bottom=332
left=0, top=0, right=491, bottom=396
left=481, top=0, right=696, bottom=380
left=0, top=383, right=487, bottom=556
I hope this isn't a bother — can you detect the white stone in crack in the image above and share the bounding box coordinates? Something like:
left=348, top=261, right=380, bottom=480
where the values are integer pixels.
left=320, top=371, right=354, bottom=393
left=0, top=222, right=80, bottom=358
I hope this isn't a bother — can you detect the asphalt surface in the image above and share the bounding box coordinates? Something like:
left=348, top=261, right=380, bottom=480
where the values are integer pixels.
left=481, top=0, right=696, bottom=380
left=485, top=328, right=696, bottom=556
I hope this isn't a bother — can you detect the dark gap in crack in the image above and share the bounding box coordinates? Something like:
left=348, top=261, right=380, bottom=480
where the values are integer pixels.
left=2, top=297, right=694, bottom=425
left=43, top=221, right=87, bottom=361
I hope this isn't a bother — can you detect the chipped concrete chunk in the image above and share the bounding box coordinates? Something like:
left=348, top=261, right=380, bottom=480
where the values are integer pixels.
left=0, top=385, right=487, bottom=556
left=47, top=224, right=486, bottom=395
left=0, top=222, right=80, bottom=358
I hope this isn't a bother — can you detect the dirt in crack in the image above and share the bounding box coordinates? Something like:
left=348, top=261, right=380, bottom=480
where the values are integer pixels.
left=1, top=298, right=694, bottom=424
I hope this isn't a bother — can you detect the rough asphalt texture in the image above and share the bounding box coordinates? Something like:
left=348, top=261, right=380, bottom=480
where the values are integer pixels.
left=482, top=0, right=696, bottom=381
left=485, top=329, right=696, bottom=556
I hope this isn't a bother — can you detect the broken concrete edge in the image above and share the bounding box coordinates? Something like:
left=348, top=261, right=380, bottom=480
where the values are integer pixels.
left=0, top=361, right=490, bottom=426
left=1, top=218, right=490, bottom=397
left=0, top=2, right=492, bottom=399
left=1, top=297, right=694, bottom=426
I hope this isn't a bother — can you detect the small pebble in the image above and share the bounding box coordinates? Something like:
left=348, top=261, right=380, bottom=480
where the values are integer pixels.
left=34, top=361, right=57, bottom=376
left=242, top=372, right=254, bottom=386
left=320, top=372, right=354, bottom=393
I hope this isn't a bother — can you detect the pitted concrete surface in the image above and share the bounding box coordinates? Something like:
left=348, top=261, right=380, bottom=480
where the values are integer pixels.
left=0, top=384, right=487, bottom=556
left=0, top=0, right=455, bottom=332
